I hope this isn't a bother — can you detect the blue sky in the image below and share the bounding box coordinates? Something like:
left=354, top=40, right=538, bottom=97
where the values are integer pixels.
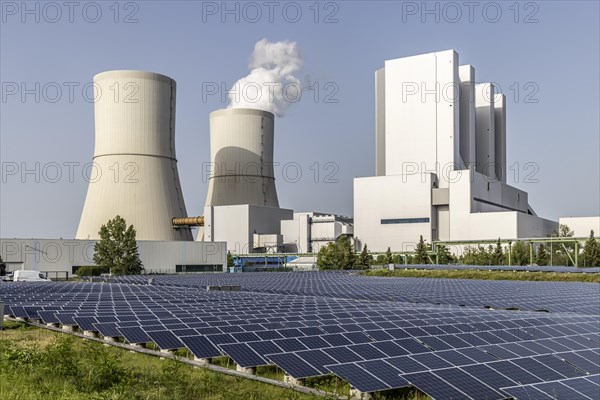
left=1, top=0, right=599, bottom=238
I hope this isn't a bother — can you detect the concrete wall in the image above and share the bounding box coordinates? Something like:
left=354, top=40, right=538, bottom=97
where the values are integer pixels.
left=516, top=214, right=559, bottom=238
left=494, top=94, right=507, bottom=183
left=281, top=214, right=310, bottom=253
left=375, top=68, right=386, bottom=176
left=475, top=83, right=495, bottom=179
left=354, top=174, right=434, bottom=252
left=0, top=238, right=226, bottom=274
left=203, top=204, right=292, bottom=253
left=458, top=65, right=476, bottom=170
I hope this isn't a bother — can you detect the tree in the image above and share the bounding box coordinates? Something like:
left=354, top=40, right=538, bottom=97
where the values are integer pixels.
left=436, top=244, right=454, bottom=264
left=0, top=255, right=6, bottom=276
left=357, top=244, right=373, bottom=269
left=511, top=241, right=529, bottom=266
left=227, top=251, right=235, bottom=268
left=581, top=230, right=600, bottom=267
left=413, top=236, right=429, bottom=264
left=535, top=244, right=549, bottom=266
left=93, top=215, right=143, bottom=275
left=338, top=236, right=357, bottom=269
left=384, top=247, right=394, bottom=264
left=490, top=239, right=505, bottom=265
left=375, top=254, right=386, bottom=265
left=550, top=224, right=575, bottom=266
left=316, top=236, right=356, bottom=270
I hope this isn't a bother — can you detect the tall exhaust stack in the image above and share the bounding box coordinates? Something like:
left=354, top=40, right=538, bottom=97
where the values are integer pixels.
left=76, top=70, right=192, bottom=241
left=204, top=108, right=279, bottom=208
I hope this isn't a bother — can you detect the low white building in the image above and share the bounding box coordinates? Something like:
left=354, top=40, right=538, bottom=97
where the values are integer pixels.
left=354, top=50, right=557, bottom=252
left=558, top=217, right=600, bottom=237
left=0, top=238, right=227, bottom=277
left=201, top=204, right=293, bottom=253
left=200, top=206, right=353, bottom=255
left=281, top=212, right=353, bottom=253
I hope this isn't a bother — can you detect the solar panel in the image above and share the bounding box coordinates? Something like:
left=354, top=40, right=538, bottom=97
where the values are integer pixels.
left=267, top=353, right=321, bottom=379
left=118, top=326, right=151, bottom=344
left=532, top=354, right=587, bottom=378
left=411, top=352, right=453, bottom=370
left=295, top=350, right=337, bottom=374
left=501, top=385, right=553, bottom=399
left=247, top=341, right=282, bottom=358
left=73, top=316, right=98, bottom=331
left=180, top=336, right=222, bottom=359
left=220, top=343, right=266, bottom=367
left=327, top=363, right=389, bottom=393
left=436, top=368, right=505, bottom=399
left=560, top=376, right=600, bottom=399
left=205, top=333, right=236, bottom=345
left=462, top=363, right=517, bottom=390
left=146, top=330, right=182, bottom=350
left=557, top=351, right=600, bottom=374
left=273, top=338, right=307, bottom=352
left=385, top=356, right=428, bottom=373
left=435, top=349, right=478, bottom=366
left=535, top=381, right=592, bottom=399
left=511, top=357, right=566, bottom=381
left=297, top=336, right=329, bottom=349
left=487, top=360, right=543, bottom=385
left=394, top=338, right=430, bottom=354
left=404, top=371, right=468, bottom=400
left=95, top=322, right=121, bottom=338
left=346, top=343, right=386, bottom=360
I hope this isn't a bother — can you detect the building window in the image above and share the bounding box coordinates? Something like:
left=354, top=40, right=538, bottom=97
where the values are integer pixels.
left=381, top=218, right=430, bottom=224
left=176, top=265, right=222, bottom=273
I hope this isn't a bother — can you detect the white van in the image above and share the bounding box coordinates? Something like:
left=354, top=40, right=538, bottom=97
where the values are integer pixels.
left=13, top=270, right=51, bottom=282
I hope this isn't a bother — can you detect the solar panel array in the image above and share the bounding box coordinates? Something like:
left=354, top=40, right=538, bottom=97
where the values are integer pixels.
left=111, top=272, right=600, bottom=314
left=1, top=272, right=599, bottom=400
left=393, top=264, right=600, bottom=274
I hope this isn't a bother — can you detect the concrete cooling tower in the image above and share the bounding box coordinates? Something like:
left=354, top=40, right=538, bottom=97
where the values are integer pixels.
left=205, top=108, right=279, bottom=208
left=76, top=70, right=192, bottom=241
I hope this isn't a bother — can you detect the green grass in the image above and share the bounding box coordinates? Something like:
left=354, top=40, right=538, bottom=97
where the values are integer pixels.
left=363, top=268, right=600, bottom=283
left=0, top=322, right=428, bottom=400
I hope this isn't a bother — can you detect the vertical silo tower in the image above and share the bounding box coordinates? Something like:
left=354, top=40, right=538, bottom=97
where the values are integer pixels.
left=76, top=70, right=192, bottom=241
left=204, top=108, right=279, bottom=208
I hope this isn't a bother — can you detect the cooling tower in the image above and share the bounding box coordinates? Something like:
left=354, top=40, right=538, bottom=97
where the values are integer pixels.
left=76, top=70, right=192, bottom=241
left=204, top=108, right=279, bottom=208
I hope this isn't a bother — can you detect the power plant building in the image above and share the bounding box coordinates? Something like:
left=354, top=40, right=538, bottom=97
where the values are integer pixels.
left=354, top=50, right=557, bottom=252
left=199, top=108, right=352, bottom=254
left=76, top=71, right=192, bottom=241
left=1, top=70, right=227, bottom=276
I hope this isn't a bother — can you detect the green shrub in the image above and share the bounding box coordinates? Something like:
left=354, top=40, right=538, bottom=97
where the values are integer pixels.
left=78, top=342, right=130, bottom=392
left=3, top=346, right=43, bottom=367
left=75, top=266, right=105, bottom=276
left=44, top=335, right=79, bottom=378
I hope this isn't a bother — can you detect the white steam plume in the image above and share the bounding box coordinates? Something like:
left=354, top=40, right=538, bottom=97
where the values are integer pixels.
left=228, top=39, right=302, bottom=117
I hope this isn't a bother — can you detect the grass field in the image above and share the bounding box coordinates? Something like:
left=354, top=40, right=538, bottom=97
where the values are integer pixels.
left=0, top=321, right=429, bottom=400
left=363, top=268, right=600, bottom=283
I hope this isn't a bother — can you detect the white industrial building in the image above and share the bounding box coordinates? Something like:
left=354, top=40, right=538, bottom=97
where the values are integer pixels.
left=0, top=238, right=226, bottom=276
left=354, top=50, right=557, bottom=252
left=281, top=212, right=353, bottom=253
left=558, top=217, right=600, bottom=237
left=198, top=107, right=352, bottom=254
